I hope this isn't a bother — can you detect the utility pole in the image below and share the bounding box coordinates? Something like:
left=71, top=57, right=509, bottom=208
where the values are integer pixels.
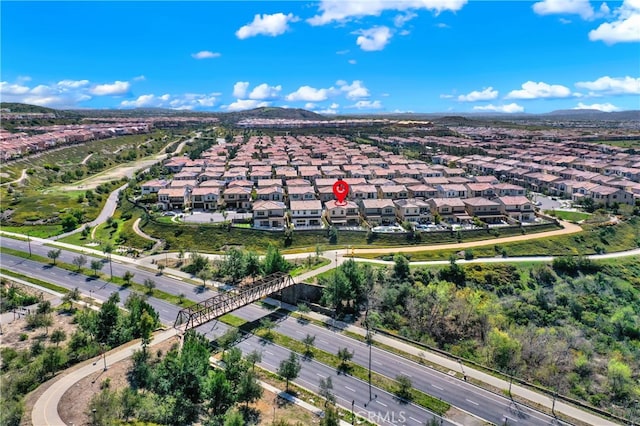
left=27, top=232, right=32, bottom=257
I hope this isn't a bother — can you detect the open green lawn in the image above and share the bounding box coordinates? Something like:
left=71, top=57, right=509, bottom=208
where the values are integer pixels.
left=544, top=210, right=591, bottom=222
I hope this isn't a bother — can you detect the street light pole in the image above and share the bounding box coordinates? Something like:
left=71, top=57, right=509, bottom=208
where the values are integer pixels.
left=351, top=399, right=355, bottom=425
left=27, top=232, right=32, bottom=257
left=101, top=344, right=107, bottom=371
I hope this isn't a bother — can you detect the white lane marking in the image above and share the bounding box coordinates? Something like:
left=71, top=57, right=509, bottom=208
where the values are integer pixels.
left=503, top=416, right=518, bottom=423
left=409, top=417, right=421, bottom=424
left=432, top=384, right=444, bottom=391
left=265, top=350, right=274, bottom=355
left=316, top=373, right=327, bottom=378
left=318, top=339, right=329, bottom=344
left=372, top=360, right=382, bottom=365
left=295, top=330, right=305, bottom=335
left=345, top=386, right=356, bottom=392
left=466, top=399, right=479, bottom=406
left=376, top=400, right=387, bottom=407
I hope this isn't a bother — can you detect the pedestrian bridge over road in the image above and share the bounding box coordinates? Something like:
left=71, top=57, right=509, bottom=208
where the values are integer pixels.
left=174, top=272, right=296, bottom=331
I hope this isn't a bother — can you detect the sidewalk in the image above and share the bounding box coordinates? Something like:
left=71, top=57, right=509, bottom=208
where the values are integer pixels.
left=264, top=297, right=621, bottom=426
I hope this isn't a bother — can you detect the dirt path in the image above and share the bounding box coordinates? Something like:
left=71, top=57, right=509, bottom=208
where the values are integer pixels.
left=353, top=220, right=582, bottom=255
left=132, top=217, right=164, bottom=251
left=57, top=137, right=188, bottom=191
left=0, top=168, right=27, bottom=187
left=80, top=153, right=93, bottom=165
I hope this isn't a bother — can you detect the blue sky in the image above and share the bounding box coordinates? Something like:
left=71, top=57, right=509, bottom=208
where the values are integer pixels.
left=1, top=1, right=639, bottom=114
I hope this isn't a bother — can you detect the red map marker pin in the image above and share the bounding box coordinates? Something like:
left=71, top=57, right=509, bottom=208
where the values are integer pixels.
left=333, top=179, right=349, bottom=206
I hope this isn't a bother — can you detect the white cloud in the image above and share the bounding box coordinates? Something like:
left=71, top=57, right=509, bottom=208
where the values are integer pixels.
left=338, top=80, right=370, bottom=99
left=348, top=59, right=357, bottom=65
left=285, top=85, right=338, bottom=102
left=350, top=100, right=383, bottom=109
left=224, top=99, right=270, bottom=111
left=191, top=50, right=221, bottom=59
left=473, top=103, right=525, bottom=113
left=457, top=87, right=498, bottom=102
left=232, top=82, right=250, bottom=98
left=559, top=17, right=573, bottom=24
left=249, top=83, right=282, bottom=100
left=133, top=75, right=146, bottom=81
left=436, top=22, right=450, bottom=28
left=575, top=76, right=640, bottom=94
left=394, top=12, right=417, bottom=27
left=0, top=80, right=92, bottom=108
left=305, top=102, right=317, bottom=109
left=336, top=49, right=350, bottom=55
left=120, top=92, right=219, bottom=110
left=506, top=81, right=573, bottom=99
left=236, top=13, right=298, bottom=39
left=317, top=104, right=339, bottom=114
left=355, top=26, right=392, bottom=51
left=573, top=102, right=621, bottom=111
left=90, top=80, right=130, bottom=96
left=589, top=0, right=640, bottom=44
left=440, top=94, right=454, bottom=99
left=399, top=29, right=411, bottom=36
left=0, top=82, right=31, bottom=95
left=532, top=0, right=595, bottom=19
left=57, top=79, right=90, bottom=89
left=308, top=0, right=467, bottom=26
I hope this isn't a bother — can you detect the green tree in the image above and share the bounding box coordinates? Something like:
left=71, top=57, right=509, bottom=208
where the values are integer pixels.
left=246, top=349, right=262, bottom=371
left=320, top=269, right=353, bottom=316
left=224, top=248, right=246, bottom=284
left=395, top=374, right=413, bottom=401
left=487, top=328, right=521, bottom=374
left=47, top=249, right=61, bottom=265
left=223, top=408, right=244, bottom=426
left=263, top=244, right=288, bottom=274
left=97, top=292, right=120, bottom=345
left=277, top=352, right=301, bottom=391
left=90, top=259, right=103, bottom=277
left=72, top=254, right=87, bottom=271
left=61, top=287, right=81, bottom=310
left=608, top=359, right=633, bottom=400
left=237, top=370, right=263, bottom=407
left=337, top=347, right=353, bottom=372
left=143, top=278, right=156, bottom=295
left=42, top=346, right=67, bottom=378
left=260, top=318, right=277, bottom=338
left=139, top=310, right=155, bottom=350
left=244, top=250, right=262, bottom=282
left=197, top=267, right=213, bottom=288
left=320, top=404, right=339, bottom=426
left=122, top=270, right=135, bottom=286
left=50, top=328, right=66, bottom=346
left=218, top=328, right=240, bottom=354
left=203, top=370, right=235, bottom=417
left=302, top=334, right=316, bottom=357
left=60, top=213, right=79, bottom=232
left=318, top=376, right=335, bottom=407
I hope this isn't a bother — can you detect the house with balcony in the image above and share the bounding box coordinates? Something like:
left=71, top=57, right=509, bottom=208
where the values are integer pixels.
left=436, top=184, right=468, bottom=199
left=325, top=200, right=360, bottom=226
left=191, top=187, right=221, bottom=210
left=287, top=185, right=317, bottom=201
left=351, top=184, right=378, bottom=200
left=497, top=196, right=535, bottom=222
left=290, top=200, right=323, bottom=228
left=252, top=200, right=286, bottom=229
left=394, top=198, right=431, bottom=224
left=494, top=183, right=526, bottom=197
left=463, top=197, right=503, bottom=224
left=158, top=187, right=189, bottom=210
left=141, top=179, right=169, bottom=196
left=222, top=186, right=252, bottom=210
left=426, top=198, right=467, bottom=223
left=465, top=183, right=496, bottom=198
left=359, top=199, right=396, bottom=226
left=379, top=185, right=409, bottom=200
left=587, top=185, right=635, bottom=206
left=407, top=184, right=438, bottom=199
left=256, top=186, right=284, bottom=201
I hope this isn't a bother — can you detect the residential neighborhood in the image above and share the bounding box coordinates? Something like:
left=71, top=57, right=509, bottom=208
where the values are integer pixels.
left=138, top=128, right=639, bottom=231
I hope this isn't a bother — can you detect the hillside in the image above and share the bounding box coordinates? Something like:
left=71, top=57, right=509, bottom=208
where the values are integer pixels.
left=1, top=102, right=62, bottom=115
left=222, top=106, right=329, bottom=123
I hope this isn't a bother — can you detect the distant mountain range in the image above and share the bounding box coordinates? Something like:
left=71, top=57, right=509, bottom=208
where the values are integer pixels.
left=2, top=102, right=638, bottom=122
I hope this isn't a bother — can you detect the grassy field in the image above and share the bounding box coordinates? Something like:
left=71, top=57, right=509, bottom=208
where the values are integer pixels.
left=357, top=218, right=640, bottom=261
left=0, top=132, right=172, bottom=236
left=141, top=219, right=561, bottom=254
left=544, top=210, right=591, bottom=222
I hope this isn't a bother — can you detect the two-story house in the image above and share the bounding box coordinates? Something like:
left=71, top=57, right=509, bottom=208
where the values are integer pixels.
left=252, top=200, right=286, bottom=229
left=426, top=198, right=467, bottom=223
left=222, top=186, right=252, bottom=210
left=378, top=185, right=409, bottom=200
left=141, top=179, right=169, bottom=196
left=359, top=199, right=396, bottom=226
left=351, top=184, right=378, bottom=200
left=463, top=197, right=503, bottom=224
left=497, top=196, right=534, bottom=222
left=394, top=198, right=431, bottom=224
left=191, top=187, right=221, bottom=210
left=287, top=185, right=317, bottom=201
left=324, top=200, right=360, bottom=226
left=158, top=188, right=189, bottom=210
left=290, top=200, right=323, bottom=228
left=256, top=186, right=284, bottom=202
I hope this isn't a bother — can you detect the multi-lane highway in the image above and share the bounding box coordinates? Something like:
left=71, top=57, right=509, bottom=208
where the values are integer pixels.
left=0, top=236, right=577, bottom=425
